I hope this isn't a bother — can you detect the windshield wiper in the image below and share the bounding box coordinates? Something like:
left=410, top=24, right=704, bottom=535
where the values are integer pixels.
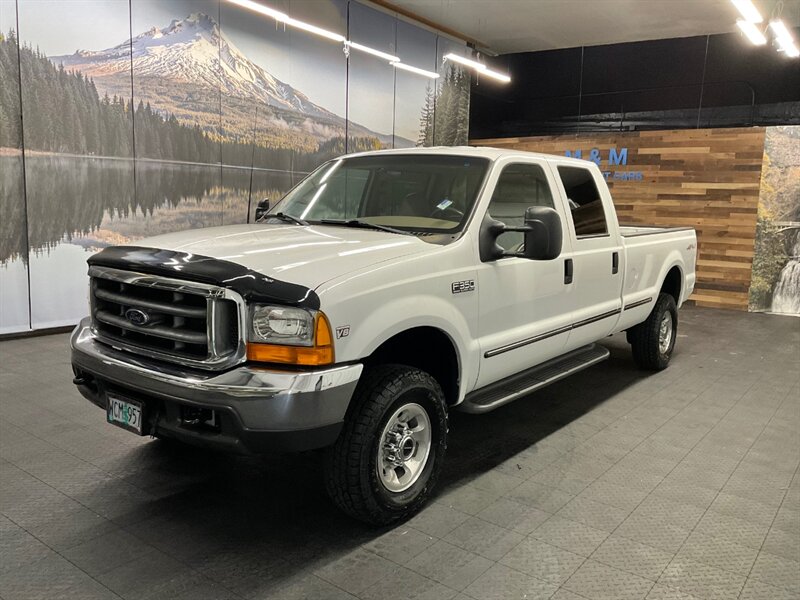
left=320, top=219, right=412, bottom=236
left=263, top=212, right=308, bottom=226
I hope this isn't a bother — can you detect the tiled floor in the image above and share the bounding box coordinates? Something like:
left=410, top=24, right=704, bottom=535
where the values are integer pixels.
left=1, top=305, right=798, bottom=600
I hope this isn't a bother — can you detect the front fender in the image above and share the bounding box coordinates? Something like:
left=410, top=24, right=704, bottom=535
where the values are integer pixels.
left=334, top=294, right=479, bottom=403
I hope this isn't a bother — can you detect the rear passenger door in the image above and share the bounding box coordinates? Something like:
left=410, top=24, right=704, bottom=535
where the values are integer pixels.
left=551, top=164, right=624, bottom=349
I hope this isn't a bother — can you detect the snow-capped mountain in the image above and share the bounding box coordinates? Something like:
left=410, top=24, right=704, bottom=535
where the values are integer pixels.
left=50, top=12, right=409, bottom=148
left=52, top=12, right=339, bottom=121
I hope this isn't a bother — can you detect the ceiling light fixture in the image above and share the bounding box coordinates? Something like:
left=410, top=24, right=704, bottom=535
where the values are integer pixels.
left=477, top=69, right=511, bottom=83
left=225, top=0, right=288, bottom=22
left=345, top=41, right=400, bottom=63
left=784, top=45, right=800, bottom=57
left=224, top=1, right=508, bottom=78
left=443, top=52, right=487, bottom=71
left=737, top=19, right=768, bottom=45
left=770, top=20, right=800, bottom=57
left=731, top=0, right=763, bottom=23
left=443, top=52, right=510, bottom=83
left=391, top=62, right=440, bottom=79
left=285, top=17, right=345, bottom=43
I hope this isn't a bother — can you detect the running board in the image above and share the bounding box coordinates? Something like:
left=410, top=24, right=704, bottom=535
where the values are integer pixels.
left=460, top=344, right=610, bottom=414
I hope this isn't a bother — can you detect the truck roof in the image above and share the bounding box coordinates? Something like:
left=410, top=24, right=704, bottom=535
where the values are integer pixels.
left=341, top=145, right=589, bottom=166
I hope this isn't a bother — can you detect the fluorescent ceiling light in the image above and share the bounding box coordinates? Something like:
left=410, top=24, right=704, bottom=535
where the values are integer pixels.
left=444, top=52, right=487, bottom=71
left=444, top=52, right=511, bottom=83
left=225, top=0, right=288, bottom=22
left=285, top=17, right=345, bottom=42
left=480, top=69, right=511, bottom=83
left=225, top=1, right=345, bottom=42
left=782, top=43, right=800, bottom=57
left=731, top=0, right=763, bottom=23
left=770, top=19, right=796, bottom=46
left=772, top=23, right=800, bottom=57
left=737, top=20, right=767, bottom=45
left=345, top=41, right=400, bottom=63
left=391, top=62, right=440, bottom=79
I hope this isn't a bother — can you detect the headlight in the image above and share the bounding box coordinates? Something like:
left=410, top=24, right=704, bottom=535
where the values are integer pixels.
left=250, top=305, right=315, bottom=346
left=247, top=304, right=334, bottom=366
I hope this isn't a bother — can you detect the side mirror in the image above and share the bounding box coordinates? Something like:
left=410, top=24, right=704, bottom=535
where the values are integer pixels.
left=254, top=198, right=271, bottom=221
left=521, top=206, right=562, bottom=260
left=479, top=206, right=562, bottom=262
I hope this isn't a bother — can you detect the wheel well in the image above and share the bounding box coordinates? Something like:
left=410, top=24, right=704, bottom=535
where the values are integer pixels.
left=661, top=266, right=682, bottom=304
left=365, top=327, right=460, bottom=405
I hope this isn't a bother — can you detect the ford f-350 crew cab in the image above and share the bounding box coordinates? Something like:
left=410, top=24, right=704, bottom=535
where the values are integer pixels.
left=71, top=147, right=696, bottom=524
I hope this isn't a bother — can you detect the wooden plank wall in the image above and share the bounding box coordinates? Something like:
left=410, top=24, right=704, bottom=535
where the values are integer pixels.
left=471, top=128, right=767, bottom=310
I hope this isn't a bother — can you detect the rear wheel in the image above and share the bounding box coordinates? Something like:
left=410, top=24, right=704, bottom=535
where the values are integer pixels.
left=628, top=293, right=678, bottom=371
left=324, top=365, right=447, bottom=525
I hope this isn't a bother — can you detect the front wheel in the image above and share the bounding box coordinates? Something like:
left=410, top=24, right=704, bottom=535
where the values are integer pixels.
left=628, top=293, right=678, bottom=371
left=324, top=365, right=447, bottom=525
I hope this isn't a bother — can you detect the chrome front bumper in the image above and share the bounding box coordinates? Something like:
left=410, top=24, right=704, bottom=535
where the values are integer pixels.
left=70, top=318, right=362, bottom=452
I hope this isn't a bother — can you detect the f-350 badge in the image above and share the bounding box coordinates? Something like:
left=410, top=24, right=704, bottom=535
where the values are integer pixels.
left=451, top=280, right=475, bottom=294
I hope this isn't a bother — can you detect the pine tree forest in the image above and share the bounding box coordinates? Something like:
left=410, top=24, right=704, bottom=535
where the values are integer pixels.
left=417, top=65, right=470, bottom=147
left=0, top=31, right=413, bottom=171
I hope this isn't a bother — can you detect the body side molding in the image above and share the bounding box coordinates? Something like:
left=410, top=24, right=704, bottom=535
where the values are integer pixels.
left=484, top=309, right=622, bottom=358
left=623, top=297, right=654, bottom=311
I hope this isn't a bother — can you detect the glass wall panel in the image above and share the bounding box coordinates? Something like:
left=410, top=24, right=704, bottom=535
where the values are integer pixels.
left=17, top=0, right=135, bottom=327
left=0, top=0, right=29, bottom=333
left=433, top=37, right=470, bottom=146
left=394, top=19, right=436, bottom=147
left=347, top=2, right=396, bottom=152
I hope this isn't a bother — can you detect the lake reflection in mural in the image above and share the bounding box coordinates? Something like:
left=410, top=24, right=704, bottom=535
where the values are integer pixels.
left=2, top=0, right=469, bottom=332
left=1, top=155, right=300, bottom=326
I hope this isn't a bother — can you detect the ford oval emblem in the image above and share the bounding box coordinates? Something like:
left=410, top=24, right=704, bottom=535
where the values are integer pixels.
left=125, top=308, right=150, bottom=326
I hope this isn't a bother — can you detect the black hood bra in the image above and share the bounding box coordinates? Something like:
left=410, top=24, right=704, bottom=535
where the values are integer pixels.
left=88, top=246, right=321, bottom=309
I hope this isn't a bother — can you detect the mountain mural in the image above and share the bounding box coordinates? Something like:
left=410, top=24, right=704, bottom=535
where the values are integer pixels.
left=51, top=12, right=406, bottom=154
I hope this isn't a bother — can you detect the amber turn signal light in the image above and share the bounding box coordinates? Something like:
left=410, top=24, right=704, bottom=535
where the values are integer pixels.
left=247, top=312, right=334, bottom=366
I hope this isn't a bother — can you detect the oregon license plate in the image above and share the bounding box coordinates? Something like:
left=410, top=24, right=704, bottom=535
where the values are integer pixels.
left=106, top=396, right=144, bottom=435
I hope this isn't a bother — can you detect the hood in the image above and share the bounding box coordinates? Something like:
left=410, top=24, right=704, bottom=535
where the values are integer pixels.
left=128, top=223, right=433, bottom=289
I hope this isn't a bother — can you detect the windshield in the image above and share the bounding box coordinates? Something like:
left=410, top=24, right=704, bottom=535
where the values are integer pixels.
left=269, top=155, right=490, bottom=234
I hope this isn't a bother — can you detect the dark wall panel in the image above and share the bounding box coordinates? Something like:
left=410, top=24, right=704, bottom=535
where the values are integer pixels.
left=472, top=28, right=800, bottom=139
left=581, top=37, right=707, bottom=94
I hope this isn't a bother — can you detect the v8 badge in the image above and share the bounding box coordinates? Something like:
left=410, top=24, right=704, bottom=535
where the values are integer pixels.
left=336, top=326, right=350, bottom=339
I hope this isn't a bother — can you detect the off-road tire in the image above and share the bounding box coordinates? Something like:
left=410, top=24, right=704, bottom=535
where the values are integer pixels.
left=629, top=292, right=678, bottom=371
left=324, top=365, right=447, bottom=525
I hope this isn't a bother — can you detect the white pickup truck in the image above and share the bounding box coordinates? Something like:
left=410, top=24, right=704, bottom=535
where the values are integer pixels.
left=71, top=147, right=696, bottom=524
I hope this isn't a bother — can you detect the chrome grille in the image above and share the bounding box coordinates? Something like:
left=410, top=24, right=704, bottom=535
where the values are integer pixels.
left=88, top=266, right=246, bottom=370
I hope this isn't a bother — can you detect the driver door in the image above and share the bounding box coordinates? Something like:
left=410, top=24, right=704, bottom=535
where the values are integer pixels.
left=475, top=160, right=574, bottom=389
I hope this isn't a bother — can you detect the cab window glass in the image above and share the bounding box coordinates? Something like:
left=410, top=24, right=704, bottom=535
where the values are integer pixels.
left=557, top=166, right=608, bottom=237
left=305, top=168, right=369, bottom=220
left=272, top=155, right=489, bottom=233
left=487, top=163, right=554, bottom=251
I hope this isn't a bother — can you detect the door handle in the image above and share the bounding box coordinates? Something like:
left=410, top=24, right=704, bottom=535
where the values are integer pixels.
left=612, top=252, right=619, bottom=275
left=564, top=258, right=573, bottom=284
